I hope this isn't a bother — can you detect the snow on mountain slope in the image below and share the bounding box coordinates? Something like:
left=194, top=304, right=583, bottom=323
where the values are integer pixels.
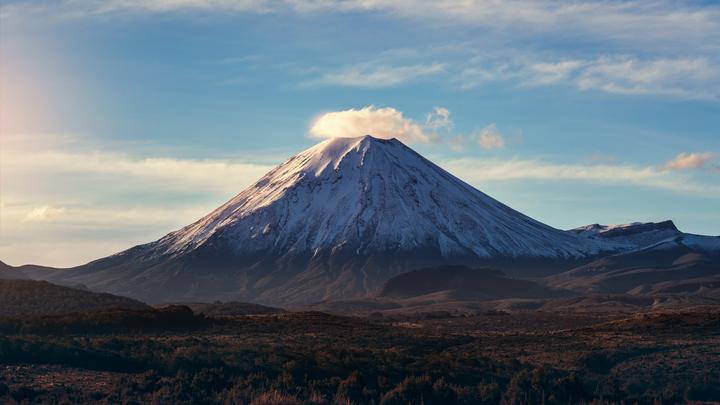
left=547, top=232, right=720, bottom=295
left=153, top=135, right=595, bottom=260
left=633, top=233, right=720, bottom=254
left=35, top=135, right=709, bottom=305
left=568, top=220, right=683, bottom=251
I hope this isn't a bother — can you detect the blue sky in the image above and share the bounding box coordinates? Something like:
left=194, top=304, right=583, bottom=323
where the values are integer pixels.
left=1, top=0, right=719, bottom=266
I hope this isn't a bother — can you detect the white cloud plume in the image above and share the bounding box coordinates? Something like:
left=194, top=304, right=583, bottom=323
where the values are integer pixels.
left=477, top=124, right=505, bottom=150
left=659, top=152, right=717, bottom=171
left=308, top=105, right=436, bottom=143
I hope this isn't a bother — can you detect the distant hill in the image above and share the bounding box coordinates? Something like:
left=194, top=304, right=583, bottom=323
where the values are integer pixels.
left=0, top=279, right=149, bottom=317
left=178, top=301, right=286, bottom=316
left=537, top=294, right=720, bottom=313
left=547, top=234, right=720, bottom=296
left=0, top=260, right=60, bottom=280
left=379, top=265, right=568, bottom=300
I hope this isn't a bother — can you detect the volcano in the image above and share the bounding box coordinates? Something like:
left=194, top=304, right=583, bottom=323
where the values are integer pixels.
left=26, top=136, right=686, bottom=305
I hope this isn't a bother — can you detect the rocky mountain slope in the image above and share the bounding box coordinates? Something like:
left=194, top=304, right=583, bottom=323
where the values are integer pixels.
left=548, top=234, right=720, bottom=295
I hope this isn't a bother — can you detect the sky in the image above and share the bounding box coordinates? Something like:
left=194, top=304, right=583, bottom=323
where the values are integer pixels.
left=1, top=0, right=719, bottom=267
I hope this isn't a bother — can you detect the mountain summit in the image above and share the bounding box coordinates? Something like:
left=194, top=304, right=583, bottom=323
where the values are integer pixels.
left=30, top=136, right=682, bottom=305
left=158, top=135, right=589, bottom=260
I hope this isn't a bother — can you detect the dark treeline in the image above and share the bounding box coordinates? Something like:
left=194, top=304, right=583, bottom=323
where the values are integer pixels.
left=0, top=305, right=211, bottom=335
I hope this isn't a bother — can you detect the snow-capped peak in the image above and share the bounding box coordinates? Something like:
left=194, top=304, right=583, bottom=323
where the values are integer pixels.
left=154, top=135, right=600, bottom=259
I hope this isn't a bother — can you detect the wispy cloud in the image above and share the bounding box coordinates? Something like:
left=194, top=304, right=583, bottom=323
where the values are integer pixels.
left=443, top=157, right=720, bottom=197
left=447, top=135, right=466, bottom=152
left=425, top=107, right=452, bottom=131
left=3, top=149, right=273, bottom=193
left=477, top=124, right=505, bottom=150
left=460, top=55, right=720, bottom=100
left=577, top=57, right=720, bottom=100
left=659, top=152, right=717, bottom=171
left=303, top=63, right=445, bottom=88
left=23, top=205, right=66, bottom=222
left=300, top=49, right=719, bottom=100
left=0, top=139, right=275, bottom=266
left=4, top=1, right=719, bottom=101
left=1, top=200, right=221, bottom=267
left=7, top=1, right=718, bottom=52
left=524, top=60, right=585, bottom=86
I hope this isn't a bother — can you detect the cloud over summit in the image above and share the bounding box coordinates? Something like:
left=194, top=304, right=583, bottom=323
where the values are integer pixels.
left=308, top=105, right=439, bottom=144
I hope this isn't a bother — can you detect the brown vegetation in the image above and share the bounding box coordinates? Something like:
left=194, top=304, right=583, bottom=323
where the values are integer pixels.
left=0, top=280, right=148, bottom=317
left=0, top=308, right=718, bottom=404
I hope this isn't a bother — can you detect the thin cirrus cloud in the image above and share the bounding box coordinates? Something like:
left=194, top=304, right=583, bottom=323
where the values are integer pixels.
left=576, top=57, right=720, bottom=100
left=3, top=1, right=719, bottom=100
left=443, top=158, right=720, bottom=198
left=1, top=135, right=275, bottom=232
left=1, top=201, right=224, bottom=267
left=0, top=141, right=275, bottom=266
left=659, top=152, right=717, bottom=171
left=23, top=205, right=66, bottom=222
left=2, top=149, right=275, bottom=194
left=303, top=63, right=445, bottom=88
left=524, top=60, right=585, bottom=86
left=6, top=1, right=718, bottom=50
left=477, top=124, right=505, bottom=150
left=460, top=55, right=720, bottom=101
left=302, top=53, right=719, bottom=100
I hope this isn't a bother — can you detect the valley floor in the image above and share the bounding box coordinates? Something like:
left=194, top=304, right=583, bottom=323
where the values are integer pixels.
left=0, top=308, right=719, bottom=404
